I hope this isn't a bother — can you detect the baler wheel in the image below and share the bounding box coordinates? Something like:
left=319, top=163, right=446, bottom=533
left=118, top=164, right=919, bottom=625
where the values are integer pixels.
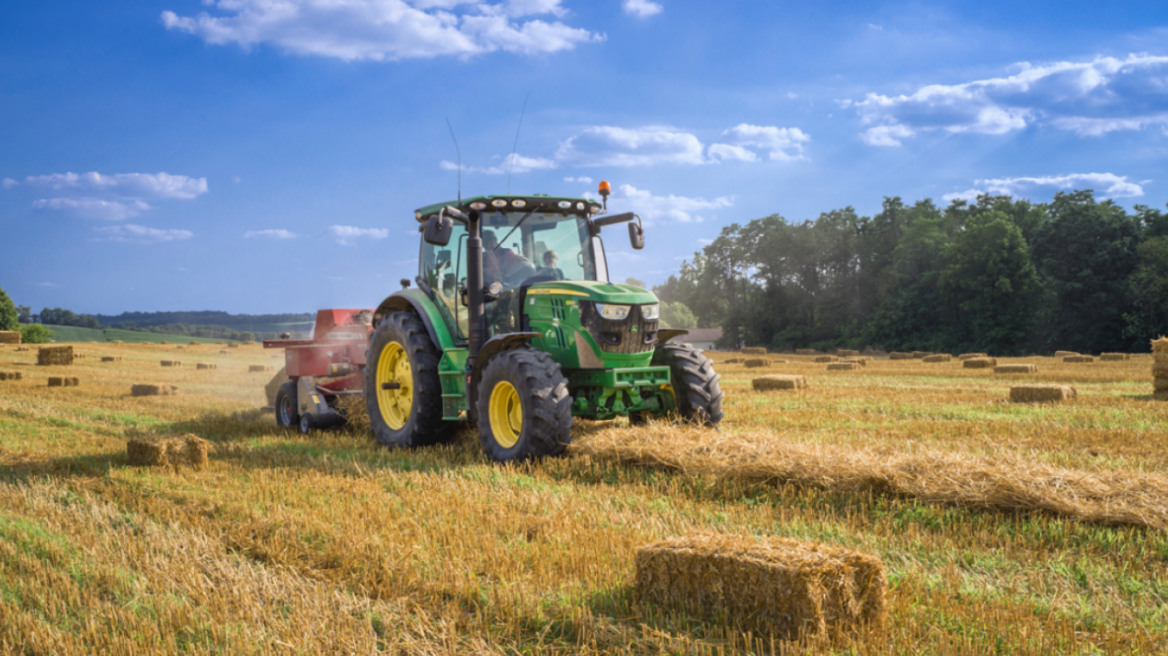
left=652, top=342, right=724, bottom=428
left=365, top=311, right=453, bottom=448
left=275, top=382, right=299, bottom=430
left=477, top=347, right=572, bottom=462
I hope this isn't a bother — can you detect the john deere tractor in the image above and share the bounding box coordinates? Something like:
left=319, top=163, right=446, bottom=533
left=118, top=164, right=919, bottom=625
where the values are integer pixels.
left=366, top=183, right=723, bottom=461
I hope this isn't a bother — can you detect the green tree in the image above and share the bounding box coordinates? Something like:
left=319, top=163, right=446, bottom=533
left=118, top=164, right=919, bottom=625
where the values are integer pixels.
left=659, top=301, right=697, bottom=329
left=20, top=324, right=54, bottom=344
left=940, top=211, right=1041, bottom=355
left=0, top=286, right=18, bottom=332
left=1125, top=237, right=1168, bottom=342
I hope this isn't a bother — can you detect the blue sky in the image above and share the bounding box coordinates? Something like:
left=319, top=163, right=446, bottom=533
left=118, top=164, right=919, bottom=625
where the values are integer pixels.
left=3, top=0, right=1168, bottom=315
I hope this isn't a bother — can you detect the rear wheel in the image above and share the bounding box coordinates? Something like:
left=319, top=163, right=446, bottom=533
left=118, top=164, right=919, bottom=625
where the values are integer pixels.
left=477, top=348, right=572, bottom=462
left=652, top=342, right=724, bottom=427
left=275, top=382, right=299, bottom=430
left=365, top=312, right=453, bottom=448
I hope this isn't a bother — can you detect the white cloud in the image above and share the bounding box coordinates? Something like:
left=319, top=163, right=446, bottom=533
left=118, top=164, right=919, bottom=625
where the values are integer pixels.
left=714, top=124, right=810, bottom=161
left=707, top=143, right=758, bottom=163
left=329, top=225, right=390, bottom=245
left=35, top=282, right=60, bottom=288
left=612, top=184, right=733, bottom=224
left=868, top=23, right=883, bottom=30
left=853, top=54, right=1168, bottom=144
left=564, top=176, right=593, bottom=183
left=161, top=0, right=602, bottom=62
left=556, top=126, right=706, bottom=167
left=945, top=172, right=1145, bottom=202
left=622, top=0, right=662, bottom=18
left=439, top=152, right=558, bottom=174
left=2, top=178, right=17, bottom=189
left=245, top=229, right=298, bottom=239
left=23, top=171, right=207, bottom=199
left=32, top=198, right=152, bottom=221
left=941, top=189, right=984, bottom=204
left=95, top=224, right=194, bottom=243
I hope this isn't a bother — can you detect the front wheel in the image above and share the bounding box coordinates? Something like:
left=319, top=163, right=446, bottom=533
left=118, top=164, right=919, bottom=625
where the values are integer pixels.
left=652, top=342, right=724, bottom=427
left=365, top=312, right=453, bottom=448
left=477, top=348, right=573, bottom=462
left=275, top=381, right=299, bottom=430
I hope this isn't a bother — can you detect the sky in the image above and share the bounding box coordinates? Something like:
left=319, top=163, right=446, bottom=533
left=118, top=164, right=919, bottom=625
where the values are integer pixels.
left=3, top=0, right=1168, bottom=315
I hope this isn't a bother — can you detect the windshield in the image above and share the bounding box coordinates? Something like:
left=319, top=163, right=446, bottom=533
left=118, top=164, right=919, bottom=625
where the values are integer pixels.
left=478, top=211, right=600, bottom=288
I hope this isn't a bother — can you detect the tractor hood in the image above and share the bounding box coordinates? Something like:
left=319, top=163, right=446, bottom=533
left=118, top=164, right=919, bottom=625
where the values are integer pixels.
left=526, top=280, right=657, bottom=304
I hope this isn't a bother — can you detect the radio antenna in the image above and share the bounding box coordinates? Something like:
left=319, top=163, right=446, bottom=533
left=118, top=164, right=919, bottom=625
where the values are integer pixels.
left=445, top=117, right=461, bottom=204
left=507, top=92, right=531, bottom=195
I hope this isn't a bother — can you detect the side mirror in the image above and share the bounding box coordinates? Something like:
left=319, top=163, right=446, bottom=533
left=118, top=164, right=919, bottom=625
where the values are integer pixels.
left=629, top=218, right=644, bottom=250
left=423, top=212, right=453, bottom=246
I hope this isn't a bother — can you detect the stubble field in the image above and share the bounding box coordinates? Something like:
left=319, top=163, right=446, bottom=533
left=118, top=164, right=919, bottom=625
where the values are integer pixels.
left=1, top=341, right=1166, bottom=654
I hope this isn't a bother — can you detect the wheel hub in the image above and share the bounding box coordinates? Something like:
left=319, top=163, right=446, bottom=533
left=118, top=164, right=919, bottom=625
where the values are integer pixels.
left=488, top=381, right=522, bottom=449
left=376, top=342, right=413, bottom=430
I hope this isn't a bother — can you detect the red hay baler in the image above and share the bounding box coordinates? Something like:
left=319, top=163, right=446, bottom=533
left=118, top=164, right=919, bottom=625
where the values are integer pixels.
left=263, top=309, right=374, bottom=432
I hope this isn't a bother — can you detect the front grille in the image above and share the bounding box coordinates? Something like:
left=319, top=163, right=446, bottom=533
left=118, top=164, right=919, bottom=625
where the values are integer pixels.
left=580, top=302, right=659, bottom=354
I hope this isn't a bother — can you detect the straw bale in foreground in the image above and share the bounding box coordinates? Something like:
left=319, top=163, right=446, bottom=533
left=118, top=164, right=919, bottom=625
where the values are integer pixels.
left=131, top=384, right=179, bottom=397
left=1100, top=353, right=1130, bottom=361
left=922, top=354, right=951, bottom=363
left=743, top=358, right=771, bottom=368
left=1010, top=385, right=1077, bottom=403
left=1150, top=362, right=1168, bottom=378
left=126, top=434, right=209, bottom=470
left=1054, top=351, right=1079, bottom=358
left=1154, top=337, right=1168, bottom=352
left=888, top=352, right=913, bottom=360
left=0, top=331, right=21, bottom=344
left=752, top=375, right=807, bottom=391
left=814, top=355, right=839, bottom=363
left=836, top=349, right=859, bottom=357
left=963, top=357, right=997, bottom=369
left=958, top=353, right=988, bottom=360
left=47, top=377, right=80, bottom=387
left=740, top=347, right=767, bottom=356
left=636, top=533, right=887, bottom=641
left=1156, top=378, right=1168, bottom=393
left=995, top=364, right=1037, bottom=374
left=1064, top=355, right=1095, bottom=364
left=795, top=349, right=818, bottom=356
left=0, top=372, right=23, bottom=381
left=827, top=363, right=859, bottom=371
left=37, top=346, right=73, bottom=366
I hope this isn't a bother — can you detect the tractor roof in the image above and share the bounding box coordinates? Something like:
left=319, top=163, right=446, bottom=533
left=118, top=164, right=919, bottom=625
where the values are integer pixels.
left=414, top=194, right=602, bottom=222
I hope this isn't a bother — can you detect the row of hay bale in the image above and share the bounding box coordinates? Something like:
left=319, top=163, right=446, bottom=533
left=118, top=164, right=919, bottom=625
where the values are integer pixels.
left=0, top=372, right=23, bottom=381
left=197, top=363, right=217, bottom=370
left=161, top=360, right=182, bottom=367
left=101, top=356, right=122, bottom=362
left=48, top=377, right=80, bottom=387
left=1155, top=337, right=1168, bottom=396
left=751, top=371, right=1079, bottom=404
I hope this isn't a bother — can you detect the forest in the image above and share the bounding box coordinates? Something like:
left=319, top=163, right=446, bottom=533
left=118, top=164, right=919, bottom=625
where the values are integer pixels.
left=653, top=190, right=1168, bottom=355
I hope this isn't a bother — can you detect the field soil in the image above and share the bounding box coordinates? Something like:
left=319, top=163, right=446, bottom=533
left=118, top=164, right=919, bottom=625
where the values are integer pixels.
left=1, top=343, right=1166, bottom=654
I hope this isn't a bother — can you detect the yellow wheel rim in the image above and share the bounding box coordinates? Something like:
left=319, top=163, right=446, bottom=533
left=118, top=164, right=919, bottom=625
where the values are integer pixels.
left=376, top=342, right=412, bottom=430
left=488, top=381, right=523, bottom=449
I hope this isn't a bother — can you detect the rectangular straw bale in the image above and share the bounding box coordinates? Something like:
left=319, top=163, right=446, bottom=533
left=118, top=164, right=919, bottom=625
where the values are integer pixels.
left=1054, top=350, right=1079, bottom=358
left=196, top=363, right=217, bottom=370
left=795, top=349, right=818, bottom=356
left=827, top=362, right=859, bottom=371
left=1063, top=355, right=1095, bottom=363
left=160, top=360, right=182, bottom=367
left=752, top=375, right=807, bottom=391
left=958, top=353, right=988, bottom=360
left=724, top=358, right=741, bottom=364
left=1100, top=353, right=1130, bottom=361
left=1151, top=362, right=1168, bottom=378
left=995, top=364, right=1037, bottom=374
left=100, top=356, right=122, bottom=362
left=963, top=357, right=997, bottom=369
left=888, top=352, right=913, bottom=360
left=922, top=354, right=952, bottom=363
left=814, top=355, right=839, bottom=363
left=1010, top=385, right=1077, bottom=403
left=911, top=351, right=932, bottom=359
left=0, top=372, right=23, bottom=381
left=126, top=434, right=209, bottom=470
left=0, top=331, right=21, bottom=344
left=1157, top=378, right=1168, bottom=393
left=131, top=384, right=179, bottom=397
left=636, top=533, right=887, bottom=641
left=743, top=358, right=771, bottom=368
left=836, top=349, right=859, bottom=357
left=37, top=345, right=74, bottom=366
left=740, top=347, right=767, bottom=355
left=47, top=377, right=79, bottom=387
left=248, top=364, right=273, bottom=373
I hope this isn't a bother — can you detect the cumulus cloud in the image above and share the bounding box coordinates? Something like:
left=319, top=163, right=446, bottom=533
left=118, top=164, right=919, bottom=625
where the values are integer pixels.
left=852, top=54, right=1168, bottom=145
left=943, top=172, right=1145, bottom=203
left=245, top=229, right=298, bottom=239
left=329, top=225, right=390, bottom=245
left=161, top=0, right=602, bottom=62
left=32, top=198, right=152, bottom=221
left=622, top=0, right=662, bottom=18
left=711, top=124, right=810, bottom=161
left=707, top=144, right=758, bottom=163
left=440, top=152, right=558, bottom=174
left=610, top=184, right=733, bottom=224
left=2, top=178, right=17, bottom=189
left=95, top=224, right=194, bottom=243
left=23, top=171, right=207, bottom=199
left=564, top=175, right=593, bottom=183
left=556, top=126, right=707, bottom=167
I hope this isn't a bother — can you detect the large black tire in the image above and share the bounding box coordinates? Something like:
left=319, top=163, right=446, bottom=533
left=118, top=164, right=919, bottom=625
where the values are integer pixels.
left=275, top=381, right=299, bottom=430
left=652, top=342, right=724, bottom=427
left=365, top=311, right=453, bottom=448
left=477, top=348, right=573, bottom=462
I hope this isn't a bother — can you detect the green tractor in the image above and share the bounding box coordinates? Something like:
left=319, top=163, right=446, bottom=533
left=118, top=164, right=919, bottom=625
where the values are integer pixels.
left=366, top=183, right=723, bottom=462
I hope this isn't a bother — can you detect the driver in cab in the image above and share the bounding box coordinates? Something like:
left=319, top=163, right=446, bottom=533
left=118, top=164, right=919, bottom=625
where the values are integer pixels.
left=482, top=231, right=535, bottom=288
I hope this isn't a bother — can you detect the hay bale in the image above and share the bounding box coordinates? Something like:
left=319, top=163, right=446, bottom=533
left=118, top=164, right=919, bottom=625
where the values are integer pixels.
left=126, top=434, right=209, bottom=470
left=963, top=357, right=997, bottom=369
left=196, top=363, right=217, bottom=370
left=1054, top=350, right=1079, bottom=358
left=888, top=352, right=913, bottom=360
left=836, top=349, right=860, bottom=357
left=0, top=372, right=23, bottom=381
left=740, top=347, right=767, bottom=356
left=635, top=533, right=887, bottom=641
left=160, top=341, right=170, bottom=345
left=752, top=375, right=807, bottom=391
left=795, top=349, right=818, bottom=356
left=1151, top=363, right=1168, bottom=378
left=827, top=362, right=859, bottom=371
left=911, top=351, right=932, bottom=359
left=47, top=377, right=79, bottom=387
left=248, top=364, right=273, bottom=373
left=724, top=358, right=741, bottom=364
left=922, top=354, right=952, bottom=363
left=1010, top=385, right=1077, bottom=403
left=814, top=355, right=839, bottom=363
left=1063, top=355, right=1095, bottom=364
left=228, top=344, right=241, bottom=349
left=189, top=341, right=200, bottom=346
left=743, top=358, right=771, bottom=368
left=958, top=353, right=988, bottom=360
left=131, top=384, right=179, bottom=397
left=37, top=345, right=74, bottom=366
left=995, top=364, right=1037, bottom=374
left=841, top=357, right=870, bottom=366
left=1100, top=353, right=1130, bottom=361
left=100, top=356, right=122, bottom=362
left=0, top=331, right=22, bottom=344
left=1157, top=378, right=1168, bottom=393
left=160, top=360, right=182, bottom=367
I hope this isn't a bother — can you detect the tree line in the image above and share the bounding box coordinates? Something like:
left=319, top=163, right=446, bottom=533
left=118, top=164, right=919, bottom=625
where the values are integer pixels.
left=653, top=190, right=1168, bottom=355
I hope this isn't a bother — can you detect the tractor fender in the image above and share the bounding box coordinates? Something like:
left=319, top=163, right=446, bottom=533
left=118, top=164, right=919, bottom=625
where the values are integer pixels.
left=372, top=290, right=457, bottom=351
left=471, top=332, right=542, bottom=388
left=658, top=329, right=689, bottom=343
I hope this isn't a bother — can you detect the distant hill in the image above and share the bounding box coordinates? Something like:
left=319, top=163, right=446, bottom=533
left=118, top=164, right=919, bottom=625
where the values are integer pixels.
left=44, top=325, right=241, bottom=344
left=94, top=311, right=315, bottom=335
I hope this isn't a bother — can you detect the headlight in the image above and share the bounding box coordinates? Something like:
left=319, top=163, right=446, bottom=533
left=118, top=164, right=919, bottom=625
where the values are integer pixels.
left=488, top=281, right=503, bottom=295
left=640, top=303, right=659, bottom=320
left=595, top=303, right=630, bottom=321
